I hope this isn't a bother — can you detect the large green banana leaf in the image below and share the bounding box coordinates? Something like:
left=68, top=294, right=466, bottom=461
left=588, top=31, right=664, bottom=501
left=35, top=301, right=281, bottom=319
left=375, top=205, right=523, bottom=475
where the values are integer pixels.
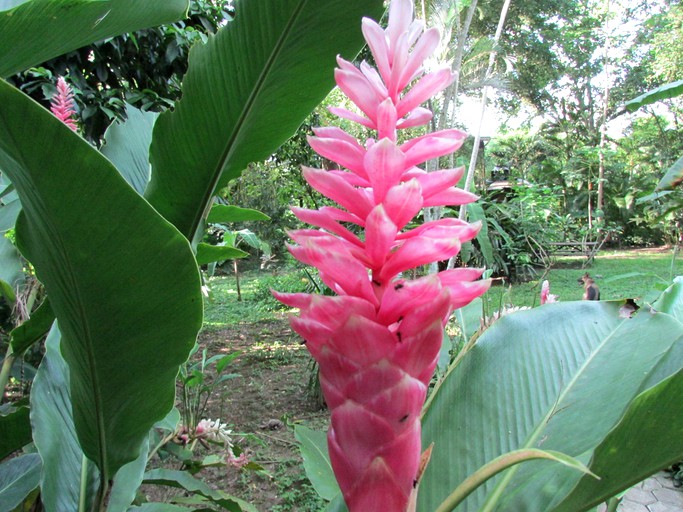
left=145, top=0, right=385, bottom=241
left=0, top=173, right=21, bottom=294
left=552, top=281, right=683, bottom=510
left=0, top=80, right=203, bottom=480
left=0, top=453, right=41, bottom=511
left=554, top=368, right=682, bottom=511
left=623, top=79, right=683, bottom=113
left=419, top=298, right=683, bottom=511
left=655, top=155, right=683, bottom=192
left=0, top=0, right=189, bottom=78
left=0, top=400, right=31, bottom=460
left=0, top=173, right=21, bottom=232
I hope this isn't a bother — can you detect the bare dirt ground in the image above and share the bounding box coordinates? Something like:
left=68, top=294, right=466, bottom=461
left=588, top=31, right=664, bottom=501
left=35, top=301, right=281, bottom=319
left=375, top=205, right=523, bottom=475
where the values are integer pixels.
left=144, top=315, right=331, bottom=511
left=202, top=319, right=329, bottom=511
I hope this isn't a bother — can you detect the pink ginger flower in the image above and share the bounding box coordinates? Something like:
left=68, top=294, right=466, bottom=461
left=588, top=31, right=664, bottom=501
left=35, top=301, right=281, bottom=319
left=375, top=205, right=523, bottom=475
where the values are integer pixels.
left=50, top=77, right=78, bottom=131
left=540, top=280, right=559, bottom=304
left=274, top=1, right=490, bottom=509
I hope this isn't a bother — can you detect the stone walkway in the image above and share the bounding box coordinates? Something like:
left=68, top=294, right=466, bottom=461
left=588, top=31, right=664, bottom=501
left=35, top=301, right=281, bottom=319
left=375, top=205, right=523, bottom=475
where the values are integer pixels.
left=598, top=472, right=683, bottom=512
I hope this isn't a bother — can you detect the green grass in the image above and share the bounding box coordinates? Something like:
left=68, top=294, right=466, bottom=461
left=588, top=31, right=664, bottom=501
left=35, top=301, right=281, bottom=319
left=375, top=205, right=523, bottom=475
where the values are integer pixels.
left=201, top=271, right=286, bottom=330
left=202, top=248, right=683, bottom=331
left=201, top=267, right=315, bottom=331
left=487, top=247, right=683, bottom=310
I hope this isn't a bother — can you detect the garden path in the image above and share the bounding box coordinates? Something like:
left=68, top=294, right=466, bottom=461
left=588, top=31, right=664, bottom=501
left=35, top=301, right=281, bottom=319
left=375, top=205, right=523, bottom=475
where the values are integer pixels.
left=598, top=472, right=683, bottom=512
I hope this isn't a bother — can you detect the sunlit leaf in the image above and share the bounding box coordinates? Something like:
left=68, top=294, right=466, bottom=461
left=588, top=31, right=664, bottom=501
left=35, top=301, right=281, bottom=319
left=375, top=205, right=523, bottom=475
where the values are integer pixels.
left=656, top=155, right=683, bottom=192
left=623, top=79, right=683, bottom=113
left=208, top=205, right=270, bottom=224
left=196, top=243, right=248, bottom=265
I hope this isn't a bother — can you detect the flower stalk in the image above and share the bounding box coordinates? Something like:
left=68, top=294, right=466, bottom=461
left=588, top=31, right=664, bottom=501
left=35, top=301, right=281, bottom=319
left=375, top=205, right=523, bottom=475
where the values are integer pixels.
left=274, top=1, right=490, bottom=509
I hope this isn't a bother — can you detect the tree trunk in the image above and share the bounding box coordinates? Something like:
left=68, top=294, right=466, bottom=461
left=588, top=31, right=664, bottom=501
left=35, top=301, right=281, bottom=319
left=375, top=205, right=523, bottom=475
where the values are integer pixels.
left=457, top=0, right=513, bottom=221
left=597, top=0, right=613, bottom=218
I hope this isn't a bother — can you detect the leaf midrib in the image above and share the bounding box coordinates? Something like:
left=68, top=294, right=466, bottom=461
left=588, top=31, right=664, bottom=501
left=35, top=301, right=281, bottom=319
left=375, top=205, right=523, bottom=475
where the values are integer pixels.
left=185, top=0, right=310, bottom=242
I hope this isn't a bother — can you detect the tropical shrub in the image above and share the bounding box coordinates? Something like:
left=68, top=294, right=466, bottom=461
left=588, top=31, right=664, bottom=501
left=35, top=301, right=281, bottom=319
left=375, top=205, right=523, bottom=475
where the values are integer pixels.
left=252, top=271, right=315, bottom=311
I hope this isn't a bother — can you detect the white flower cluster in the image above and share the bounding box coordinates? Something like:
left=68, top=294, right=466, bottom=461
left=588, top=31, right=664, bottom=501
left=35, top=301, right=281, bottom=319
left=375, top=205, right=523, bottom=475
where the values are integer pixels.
left=195, top=418, right=234, bottom=446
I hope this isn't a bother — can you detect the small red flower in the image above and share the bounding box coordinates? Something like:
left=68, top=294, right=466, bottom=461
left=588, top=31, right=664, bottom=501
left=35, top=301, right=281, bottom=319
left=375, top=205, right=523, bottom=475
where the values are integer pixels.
left=50, top=77, right=77, bottom=131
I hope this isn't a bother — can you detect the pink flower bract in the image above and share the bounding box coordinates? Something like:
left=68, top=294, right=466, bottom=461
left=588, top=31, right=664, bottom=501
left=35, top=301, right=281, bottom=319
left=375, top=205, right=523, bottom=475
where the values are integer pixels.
left=274, top=1, right=490, bottom=510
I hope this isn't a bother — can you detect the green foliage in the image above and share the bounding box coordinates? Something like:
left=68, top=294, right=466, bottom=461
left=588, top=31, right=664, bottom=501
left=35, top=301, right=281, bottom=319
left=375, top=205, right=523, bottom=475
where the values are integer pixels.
left=142, top=468, right=257, bottom=511
left=293, top=425, right=339, bottom=502
left=221, top=116, right=321, bottom=257
left=0, top=0, right=190, bottom=79
left=202, top=273, right=282, bottom=329
left=145, top=0, right=383, bottom=243
left=100, top=105, right=159, bottom=194
left=0, top=400, right=30, bottom=461
left=487, top=248, right=683, bottom=308
left=0, top=453, right=41, bottom=510
left=486, top=118, right=682, bottom=249
left=31, top=324, right=156, bottom=512
left=269, top=459, right=327, bottom=512
left=624, top=80, right=683, bottom=114
left=292, top=258, right=683, bottom=510
left=3, top=1, right=682, bottom=511
left=0, top=78, right=204, bottom=480
left=627, top=3, right=683, bottom=88
left=179, top=346, right=240, bottom=433
left=466, top=181, right=606, bottom=280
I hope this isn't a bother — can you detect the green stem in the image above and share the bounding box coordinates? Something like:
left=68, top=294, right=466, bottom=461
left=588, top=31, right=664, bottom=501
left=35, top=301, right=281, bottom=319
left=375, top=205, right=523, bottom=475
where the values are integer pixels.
left=94, top=475, right=110, bottom=512
left=435, top=449, right=595, bottom=512
left=25, top=284, right=39, bottom=316
left=148, top=431, right=177, bottom=461
left=79, top=454, right=89, bottom=512
left=0, top=343, right=16, bottom=401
